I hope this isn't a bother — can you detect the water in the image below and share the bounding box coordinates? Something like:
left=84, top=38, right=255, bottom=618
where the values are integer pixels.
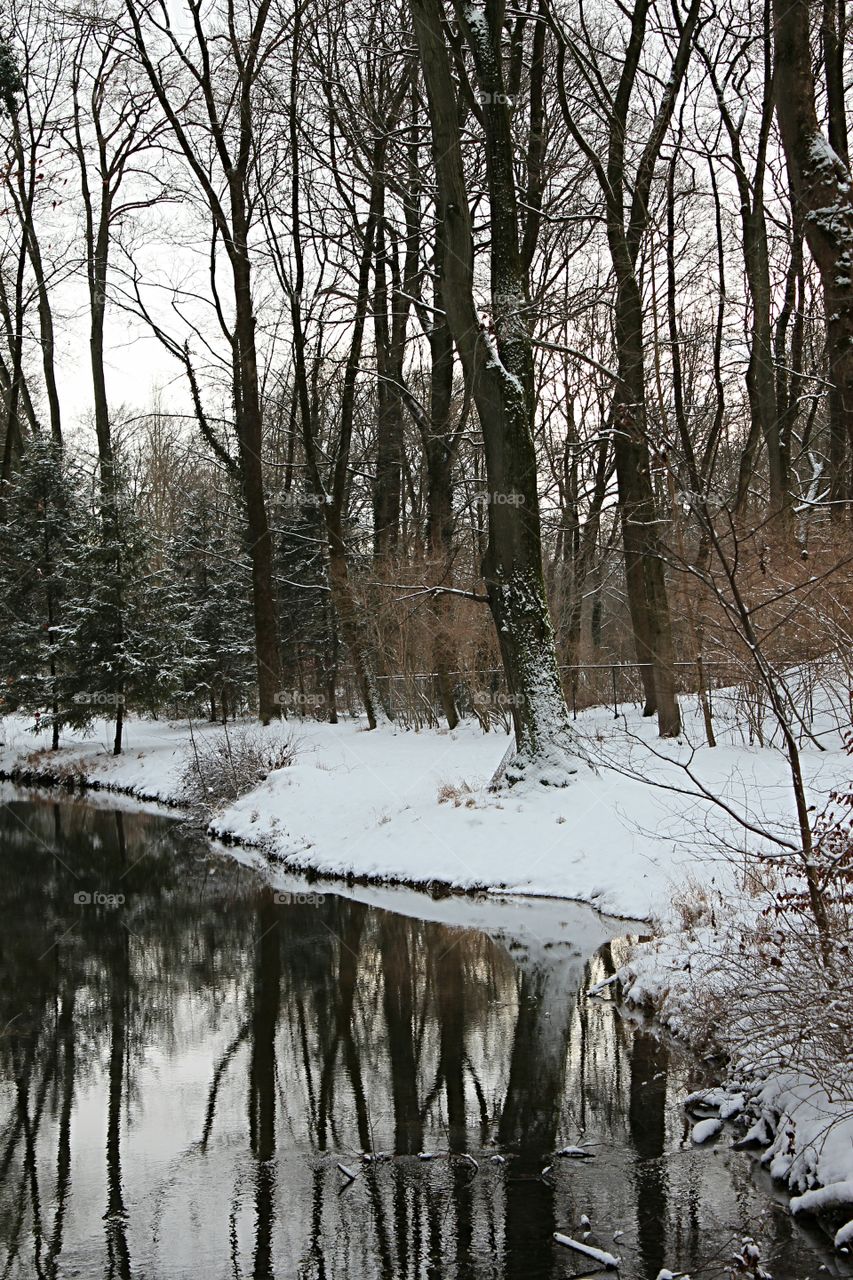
left=0, top=793, right=847, bottom=1280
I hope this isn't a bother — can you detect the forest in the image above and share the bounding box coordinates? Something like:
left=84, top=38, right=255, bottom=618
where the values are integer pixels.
left=0, top=0, right=850, bottom=779
left=1, top=2, right=853, bottom=1276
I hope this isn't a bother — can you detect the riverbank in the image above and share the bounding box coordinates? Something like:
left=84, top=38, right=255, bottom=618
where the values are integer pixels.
left=1, top=688, right=848, bottom=920
left=617, top=897, right=853, bottom=1255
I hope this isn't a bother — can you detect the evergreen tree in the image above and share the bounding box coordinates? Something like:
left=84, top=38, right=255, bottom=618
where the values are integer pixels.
left=65, top=456, right=194, bottom=749
left=166, top=480, right=255, bottom=722
left=0, top=437, right=88, bottom=747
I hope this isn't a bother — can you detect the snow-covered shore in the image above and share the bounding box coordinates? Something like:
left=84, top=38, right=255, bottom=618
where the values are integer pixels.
left=619, top=911, right=853, bottom=1253
left=0, top=685, right=848, bottom=920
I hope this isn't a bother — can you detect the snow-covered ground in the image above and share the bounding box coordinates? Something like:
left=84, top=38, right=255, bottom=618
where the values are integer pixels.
left=619, top=920, right=853, bottom=1253
left=0, top=677, right=848, bottom=921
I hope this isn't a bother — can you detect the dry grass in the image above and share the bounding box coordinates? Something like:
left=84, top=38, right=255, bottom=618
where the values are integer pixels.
left=436, top=778, right=477, bottom=807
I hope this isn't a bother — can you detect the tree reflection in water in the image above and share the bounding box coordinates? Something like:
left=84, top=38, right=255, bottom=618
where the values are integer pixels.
left=0, top=795, right=846, bottom=1280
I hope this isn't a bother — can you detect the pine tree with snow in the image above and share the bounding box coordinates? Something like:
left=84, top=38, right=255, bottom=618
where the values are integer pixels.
left=64, top=455, right=193, bottom=750
left=165, top=479, right=255, bottom=722
left=0, top=437, right=89, bottom=747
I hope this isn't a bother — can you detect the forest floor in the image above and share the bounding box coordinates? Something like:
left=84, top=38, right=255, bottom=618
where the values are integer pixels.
left=0, top=672, right=848, bottom=920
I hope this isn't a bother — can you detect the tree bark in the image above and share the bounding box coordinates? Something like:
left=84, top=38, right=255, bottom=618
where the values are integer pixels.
left=410, top=0, right=577, bottom=782
left=774, top=0, right=853, bottom=514
left=230, top=222, right=283, bottom=724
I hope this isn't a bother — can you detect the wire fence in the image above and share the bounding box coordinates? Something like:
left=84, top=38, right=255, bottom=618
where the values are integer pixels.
left=323, top=657, right=851, bottom=746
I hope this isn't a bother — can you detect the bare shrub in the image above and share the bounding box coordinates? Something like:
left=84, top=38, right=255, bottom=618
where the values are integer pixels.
left=437, top=779, right=477, bottom=807
left=352, top=552, right=501, bottom=730
left=182, top=725, right=299, bottom=814
left=670, top=878, right=723, bottom=932
left=677, top=837, right=853, bottom=1102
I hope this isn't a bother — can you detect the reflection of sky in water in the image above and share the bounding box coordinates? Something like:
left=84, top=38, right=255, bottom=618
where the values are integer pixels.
left=0, top=797, right=847, bottom=1279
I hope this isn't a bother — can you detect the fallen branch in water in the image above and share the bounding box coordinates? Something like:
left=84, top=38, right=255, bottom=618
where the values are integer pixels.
left=553, top=1234, right=621, bottom=1270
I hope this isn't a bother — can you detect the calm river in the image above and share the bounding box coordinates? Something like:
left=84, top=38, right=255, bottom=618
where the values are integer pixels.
left=0, top=794, right=846, bottom=1279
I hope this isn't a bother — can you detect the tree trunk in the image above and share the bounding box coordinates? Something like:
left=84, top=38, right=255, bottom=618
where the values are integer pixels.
left=425, top=286, right=460, bottom=730
left=774, top=0, right=853, bottom=514
left=88, top=207, right=126, bottom=757
left=410, top=0, right=578, bottom=784
left=229, top=209, right=283, bottom=724
left=611, top=270, right=681, bottom=736
left=373, top=211, right=404, bottom=558
left=325, top=507, right=385, bottom=730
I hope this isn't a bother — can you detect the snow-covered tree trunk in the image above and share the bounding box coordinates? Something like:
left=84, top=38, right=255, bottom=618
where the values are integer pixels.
left=410, top=0, right=579, bottom=785
left=773, top=0, right=853, bottom=513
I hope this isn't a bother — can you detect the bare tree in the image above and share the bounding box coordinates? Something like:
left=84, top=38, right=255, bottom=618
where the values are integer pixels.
left=773, top=0, right=853, bottom=515
left=1, top=0, right=66, bottom=450
left=409, top=0, right=579, bottom=783
left=61, top=11, right=168, bottom=751
left=547, top=0, right=702, bottom=736
left=124, top=0, right=285, bottom=722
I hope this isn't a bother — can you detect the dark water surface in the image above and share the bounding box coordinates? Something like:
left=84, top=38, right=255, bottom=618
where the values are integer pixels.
left=0, top=795, right=847, bottom=1280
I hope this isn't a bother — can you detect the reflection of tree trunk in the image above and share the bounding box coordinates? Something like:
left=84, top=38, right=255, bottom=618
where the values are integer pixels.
left=1, top=1043, right=55, bottom=1187
left=316, top=903, right=367, bottom=1150
left=451, top=1162, right=474, bottom=1277
left=628, top=1028, right=669, bottom=1280
left=249, top=894, right=280, bottom=1279
left=380, top=920, right=423, bottom=1154
left=392, top=1169, right=411, bottom=1279
left=252, top=1161, right=276, bottom=1280
left=105, top=929, right=131, bottom=1280
left=435, top=936, right=466, bottom=1152
left=15, top=1062, right=45, bottom=1275
left=46, top=987, right=76, bottom=1279
left=499, top=959, right=577, bottom=1280
left=499, top=965, right=573, bottom=1152
left=308, top=1167, right=328, bottom=1280
left=249, top=894, right=280, bottom=1162
left=200, top=1021, right=251, bottom=1151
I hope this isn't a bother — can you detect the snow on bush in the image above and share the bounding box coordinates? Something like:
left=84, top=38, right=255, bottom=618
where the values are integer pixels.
left=619, top=831, right=853, bottom=1243
left=181, top=725, right=299, bottom=815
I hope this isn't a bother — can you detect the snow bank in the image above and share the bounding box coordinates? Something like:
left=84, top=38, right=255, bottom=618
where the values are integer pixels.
left=619, top=921, right=853, bottom=1246
left=791, top=1181, right=853, bottom=1216
left=1, top=679, right=848, bottom=919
